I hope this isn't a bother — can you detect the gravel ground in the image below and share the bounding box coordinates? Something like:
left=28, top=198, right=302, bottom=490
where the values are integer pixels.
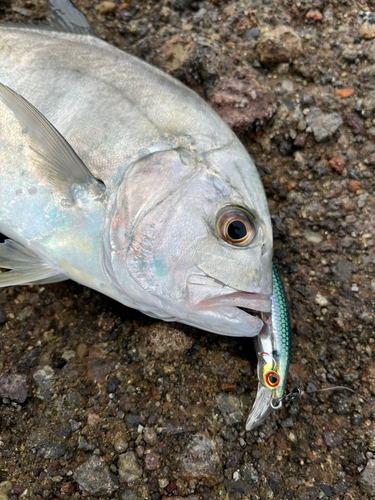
left=0, top=0, right=375, bottom=499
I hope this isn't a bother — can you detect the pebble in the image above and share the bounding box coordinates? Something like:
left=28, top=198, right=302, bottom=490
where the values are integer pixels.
left=95, top=1, right=116, bottom=15
left=87, top=350, right=116, bottom=383
left=315, top=293, right=329, bottom=307
left=323, top=430, right=343, bottom=448
left=208, top=67, right=275, bottom=134
left=144, top=451, right=160, bottom=471
left=0, top=371, right=29, bottom=403
left=335, top=88, right=355, bottom=99
left=256, top=26, right=302, bottom=65
left=359, top=459, right=375, bottom=495
left=304, top=228, right=323, bottom=244
left=306, top=10, right=323, bottom=22
left=362, top=91, right=375, bottom=117
left=11, top=6, right=31, bottom=16
left=306, top=107, right=343, bottom=143
left=36, top=442, right=66, bottom=459
left=33, top=365, right=55, bottom=400
left=122, top=491, right=138, bottom=500
left=118, top=451, right=142, bottom=482
left=244, top=27, right=261, bottom=40
left=329, top=156, right=345, bottom=174
left=179, top=434, right=223, bottom=485
left=216, top=393, right=243, bottom=425
left=73, top=455, right=118, bottom=495
left=144, top=324, right=193, bottom=360
left=143, top=427, right=158, bottom=446
left=114, top=438, right=128, bottom=453
left=360, top=22, right=375, bottom=40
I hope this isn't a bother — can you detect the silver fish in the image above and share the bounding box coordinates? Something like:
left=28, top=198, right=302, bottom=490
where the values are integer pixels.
left=0, top=1, right=275, bottom=425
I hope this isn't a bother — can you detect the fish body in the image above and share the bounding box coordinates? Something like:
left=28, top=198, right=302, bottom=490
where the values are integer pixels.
left=0, top=2, right=289, bottom=429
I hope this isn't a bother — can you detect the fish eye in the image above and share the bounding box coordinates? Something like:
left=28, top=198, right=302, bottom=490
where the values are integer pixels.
left=217, top=206, right=256, bottom=247
left=265, top=371, right=280, bottom=388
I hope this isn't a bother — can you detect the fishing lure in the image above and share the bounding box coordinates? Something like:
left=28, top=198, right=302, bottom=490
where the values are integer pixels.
left=246, top=262, right=291, bottom=430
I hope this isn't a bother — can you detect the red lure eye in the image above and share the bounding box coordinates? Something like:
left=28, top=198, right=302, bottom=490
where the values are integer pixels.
left=266, top=371, right=280, bottom=388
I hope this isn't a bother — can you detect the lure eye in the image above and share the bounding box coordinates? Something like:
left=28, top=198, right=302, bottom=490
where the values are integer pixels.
left=265, top=371, right=280, bottom=388
left=217, top=207, right=256, bottom=246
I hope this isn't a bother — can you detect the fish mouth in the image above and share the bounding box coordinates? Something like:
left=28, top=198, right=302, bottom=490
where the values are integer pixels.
left=246, top=383, right=274, bottom=430
left=186, top=273, right=271, bottom=334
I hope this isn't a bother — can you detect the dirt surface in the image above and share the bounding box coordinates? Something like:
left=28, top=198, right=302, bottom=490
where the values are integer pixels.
left=0, top=0, right=375, bottom=499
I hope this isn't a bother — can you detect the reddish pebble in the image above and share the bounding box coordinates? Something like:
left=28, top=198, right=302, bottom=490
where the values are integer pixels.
left=144, top=451, right=160, bottom=471
left=8, top=465, right=16, bottom=474
left=50, top=460, right=60, bottom=472
left=220, top=383, right=237, bottom=392
left=166, top=481, right=177, bottom=493
left=151, top=387, right=161, bottom=400
left=329, top=156, right=345, bottom=174
left=306, top=10, right=323, bottom=21
left=335, top=88, right=355, bottom=99
left=61, top=482, right=75, bottom=495
left=349, top=180, right=361, bottom=189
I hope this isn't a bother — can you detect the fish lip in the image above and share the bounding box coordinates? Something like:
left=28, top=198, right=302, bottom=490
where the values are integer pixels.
left=246, top=383, right=274, bottom=431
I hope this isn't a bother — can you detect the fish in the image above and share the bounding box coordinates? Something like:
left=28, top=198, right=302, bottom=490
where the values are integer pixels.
left=246, top=262, right=291, bottom=430
left=0, top=0, right=289, bottom=428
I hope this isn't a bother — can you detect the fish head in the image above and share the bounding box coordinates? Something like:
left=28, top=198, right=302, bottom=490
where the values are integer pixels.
left=105, top=142, right=273, bottom=337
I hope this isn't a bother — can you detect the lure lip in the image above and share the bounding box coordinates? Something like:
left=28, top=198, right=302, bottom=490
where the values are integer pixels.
left=245, top=383, right=274, bottom=430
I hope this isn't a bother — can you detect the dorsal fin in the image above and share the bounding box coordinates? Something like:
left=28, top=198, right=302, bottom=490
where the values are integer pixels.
left=48, top=0, right=95, bottom=36
left=0, top=83, right=105, bottom=197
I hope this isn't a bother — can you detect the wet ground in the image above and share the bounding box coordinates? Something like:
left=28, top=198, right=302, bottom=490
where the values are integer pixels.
left=0, top=0, right=375, bottom=499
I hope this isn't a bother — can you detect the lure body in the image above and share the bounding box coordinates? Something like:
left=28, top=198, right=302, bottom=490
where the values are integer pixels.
left=246, top=262, right=291, bottom=430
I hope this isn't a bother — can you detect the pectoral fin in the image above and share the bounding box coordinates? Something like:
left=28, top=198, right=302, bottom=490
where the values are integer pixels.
left=0, top=239, right=67, bottom=287
left=0, top=83, right=105, bottom=197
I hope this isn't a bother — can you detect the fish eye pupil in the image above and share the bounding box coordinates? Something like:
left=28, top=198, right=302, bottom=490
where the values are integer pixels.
left=269, top=375, right=278, bottom=384
left=227, top=220, right=247, bottom=240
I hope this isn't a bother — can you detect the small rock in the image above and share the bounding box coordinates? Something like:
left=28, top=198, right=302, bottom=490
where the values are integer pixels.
left=306, top=108, right=343, bottom=143
left=143, top=428, right=158, bottom=446
left=143, top=324, right=193, bottom=361
left=208, top=67, right=275, bottom=134
left=306, top=10, right=323, bottom=22
left=335, top=88, right=355, bottom=99
left=323, top=430, right=343, bottom=448
left=315, top=293, right=329, bottom=307
left=73, top=456, right=118, bottom=495
left=37, top=442, right=66, bottom=459
left=0, top=371, right=29, bottom=403
left=360, top=22, right=375, bottom=40
left=87, top=350, right=116, bottom=383
left=114, top=439, right=128, bottom=454
left=122, top=491, right=138, bottom=500
left=61, top=482, right=75, bottom=495
left=342, top=49, right=359, bottom=63
left=244, top=27, right=261, bottom=40
left=359, top=459, right=375, bottom=495
left=118, top=451, right=142, bottom=482
left=106, top=376, right=120, bottom=394
left=362, top=90, right=375, bottom=117
left=144, top=451, right=160, bottom=471
left=256, top=26, right=302, bottom=65
left=11, top=6, right=31, bottom=16
left=216, top=393, right=243, bottom=425
left=345, top=113, right=364, bottom=135
left=33, top=365, right=55, bottom=400
left=179, top=433, right=223, bottom=485
left=95, top=1, right=116, bottom=15
left=78, top=436, right=95, bottom=451
left=329, top=156, right=345, bottom=174
left=305, top=228, right=323, bottom=244
left=17, top=305, right=33, bottom=322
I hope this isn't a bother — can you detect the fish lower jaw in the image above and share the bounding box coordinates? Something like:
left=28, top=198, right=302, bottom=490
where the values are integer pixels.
left=212, top=306, right=264, bottom=336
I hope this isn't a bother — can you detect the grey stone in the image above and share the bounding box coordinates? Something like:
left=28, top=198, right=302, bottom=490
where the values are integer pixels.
left=36, top=442, right=66, bottom=459
left=78, top=436, right=95, bottom=451
left=360, top=459, right=375, bottom=494
left=25, top=428, right=48, bottom=449
left=73, top=455, right=118, bottom=495
left=0, top=371, right=29, bottom=403
left=362, top=90, right=375, bottom=117
left=342, top=49, right=359, bottom=63
left=33, top=365, right=55, bottom=400
left=323, top=430, right=343, bottom=448
left=179, top=433, right=223, bottom=485
left=118, top=451, right=142, bottom=483
left=299, top=487, right=326, bottom=500
left=245, top=27, right=261, bottom=40
left=114, top=438, right=128, bottom=454
left=216, top=393, right=243, bottom=425
left=11, top=6, right=31, bottom=16
left=122, top=491, right=138, bottom=500
left=306, top=107, right=343, bottom=143
left=241, top=463, right=259, bottom=484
